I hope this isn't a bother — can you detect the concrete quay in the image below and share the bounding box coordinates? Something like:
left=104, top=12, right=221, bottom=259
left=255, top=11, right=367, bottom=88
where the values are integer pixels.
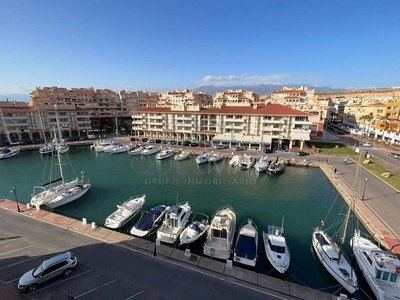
left=0, top=199, right=335, bottom=300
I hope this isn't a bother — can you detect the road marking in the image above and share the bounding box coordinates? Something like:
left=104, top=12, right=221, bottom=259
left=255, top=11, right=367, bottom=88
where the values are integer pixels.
left=6, top=277, right=21, bottom=283
left=0, top=245, right=32, bottom=256
left=29, top=269, right=93, bottom=294
left=0, top=255, right=40, bottom=270
left=126, top=291, right=144, bottom=299
left=74, top=279, right=118, bottom=298
left=0, top=237, right=20, bottom=245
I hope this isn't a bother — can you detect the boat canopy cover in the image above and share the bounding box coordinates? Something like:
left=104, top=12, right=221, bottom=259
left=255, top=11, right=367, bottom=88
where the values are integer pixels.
left=42, top=177, right=63, bottom=187
left=235, top=235, right=256, bottom=260
left=134, top=206, right=165, bottom=231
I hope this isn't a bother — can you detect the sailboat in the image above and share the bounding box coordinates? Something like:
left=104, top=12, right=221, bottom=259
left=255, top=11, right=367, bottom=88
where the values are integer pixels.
left=38, top=109, right=54, bottom=155
left=0, top=109, right=21, bottom=160
left=30, top=106, right=91, bottom=209
left=311, top=155, right=360, bottom=294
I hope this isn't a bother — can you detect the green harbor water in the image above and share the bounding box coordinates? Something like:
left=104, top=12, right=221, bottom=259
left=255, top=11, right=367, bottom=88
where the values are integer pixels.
left=0, top=146, right=372, bottom=299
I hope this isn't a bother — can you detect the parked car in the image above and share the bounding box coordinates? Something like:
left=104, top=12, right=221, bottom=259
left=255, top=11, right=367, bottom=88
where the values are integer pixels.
left=168, top=140, right=177, bottom=145
left=234, top=146, right=245, bottom=151
left=190, top=142, right=198, bottom=147
left=296, top=151, right=309, bottom=156
left=148, top=139, right=155, bottom=143
left=155, top=139, right=162, bottom=144
left=130, top=137, right=139, bottom=141
left=264, top=148, right=273, bottom=153
left=362, top=142, right=372, bottom=147
left=18, top=251, right=78, bottom=293
left=215, top=144, right=227, bottom=149
left=141, top=138, right=148, bottom=142
left=182, top=140, right=191, bottom=146
left=198, top=142, right=209, bottom=148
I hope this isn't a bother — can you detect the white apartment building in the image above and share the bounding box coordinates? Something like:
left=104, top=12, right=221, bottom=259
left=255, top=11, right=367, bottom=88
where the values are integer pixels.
left=213, top=89, right=260, bottom=107
left=0, top=103, right=92, bottom=144
left=271, top=86, right=328, bottom=134
left=132, top=103, right=312, bottom=150
left=158, top=89, right=213, bottom=107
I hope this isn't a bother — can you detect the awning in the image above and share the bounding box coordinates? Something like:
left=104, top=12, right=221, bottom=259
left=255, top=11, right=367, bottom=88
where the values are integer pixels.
left=212, top=134, right=271, bottom=144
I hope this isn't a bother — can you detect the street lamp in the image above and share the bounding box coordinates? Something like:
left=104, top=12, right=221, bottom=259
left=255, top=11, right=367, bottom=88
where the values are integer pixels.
left=362, top=178, right=369, bottom=200
left=10, top=186, right=21, bottom=212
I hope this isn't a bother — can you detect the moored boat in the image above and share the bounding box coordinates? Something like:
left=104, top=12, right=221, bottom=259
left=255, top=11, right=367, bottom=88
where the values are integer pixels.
left=105, top=194, right=146, bottom=229
left=174, top=150, right=191, bottom=161
left=263, top=221, right=291, bottom=273
left=203, top=205, right=236, bottom=260
left=0, top=146, right=21, bottom=160
left=110, top=143, right=132, bottom=154
left=233, top=219, right=258, bottom=267
left=128, top=146, right=144, bottom=156
left=179, top=212, right=210, bottom=246
left=39, top=144, right=54, bottom=155
left=238, top=154, right=256, bottom=170
left=130, top=205, right=169, bottom=237
left=195, top=151, right=210, bottom=164
left=254, top=155, right=269, bottom=172
left=208, top=152, right=223, bottom=163
left=156, top=147, right=174, bottom=160
left=140, top=145, right=159, bottom=156
left=157, top=202, right=192, bottom=244
left=267, top=157, right=285, bottom=175
left=350, top=230, right=400, bottom=300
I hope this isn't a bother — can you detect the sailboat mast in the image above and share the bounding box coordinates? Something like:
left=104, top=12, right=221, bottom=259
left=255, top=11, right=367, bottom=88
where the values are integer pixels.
left=338, top=148, right=363, bottom=258
left=54, top=106, right=65, bottom=184
left=0, top=109, right=11, bottom=144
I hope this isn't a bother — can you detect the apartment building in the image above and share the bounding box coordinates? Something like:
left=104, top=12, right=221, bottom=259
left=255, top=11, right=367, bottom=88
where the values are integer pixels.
left=0, top=102, right=92, bottom=144
left=271, top=86, right=328, bottom=134
left=132, top=103, right=312, bottom=150
left=158, top=89, right=213, bottom=107
left=213, top=89, right=260, bottom=107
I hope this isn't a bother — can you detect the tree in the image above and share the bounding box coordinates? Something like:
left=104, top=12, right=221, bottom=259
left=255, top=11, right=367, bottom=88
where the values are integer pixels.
left=379, top=113, right=391, bottom=142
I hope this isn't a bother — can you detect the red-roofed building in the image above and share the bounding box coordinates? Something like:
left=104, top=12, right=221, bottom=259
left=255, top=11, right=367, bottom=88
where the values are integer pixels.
left=132, top=103, right=312, bottom=150
left=158, top=89, right=213, bottom=107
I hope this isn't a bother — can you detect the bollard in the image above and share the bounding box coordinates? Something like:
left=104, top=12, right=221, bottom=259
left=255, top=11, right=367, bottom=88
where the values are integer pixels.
left=82, top=218, right=87, bottom=225
left=156, top=238, right=161, bottom=247
left=91, top=222, right=97, bottom=229
left=226, top=260, right=233, bottom=268
left=36, top=205, right=41, bottom=211
left=27, top=203, right=31, bottom=209
left=184, top=249, right=191, bottom=257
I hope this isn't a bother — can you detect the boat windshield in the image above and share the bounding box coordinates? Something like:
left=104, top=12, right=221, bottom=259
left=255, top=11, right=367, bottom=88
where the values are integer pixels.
left=268, top=240, right=285, bottom=253
left=213, top=228, right=227, bottom=239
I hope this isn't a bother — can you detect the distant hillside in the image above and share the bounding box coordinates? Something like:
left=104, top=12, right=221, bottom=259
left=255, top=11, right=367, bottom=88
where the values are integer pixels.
left=0, top=94, right=30, bottom=102
left=195, top=84, right=339, bottom=95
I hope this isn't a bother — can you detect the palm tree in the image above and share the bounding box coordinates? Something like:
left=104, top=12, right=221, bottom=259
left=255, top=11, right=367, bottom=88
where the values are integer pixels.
left=379, top=113, right=391, bottom=142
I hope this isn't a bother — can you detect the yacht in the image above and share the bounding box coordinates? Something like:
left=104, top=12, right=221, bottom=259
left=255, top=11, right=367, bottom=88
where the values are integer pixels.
left=351, top=230, right=400, bottom=300
left=30, top=107, right=90, bottom=209
left=267, top=157, right=285, bottom=175
left=156, top=147, right=174, bottom=160
left=140, top=145, right=159, bottom=156
left=203, top=205, right=236, bottom=260
left=0, top=146, right=21, bottom=160
left=263, top=222, right=291, bottom=273
left=254, top=156, right=269, bottom=172
left=92, top=140, right=111, bottom=152
left=130, top=205, right=169, bottom=237
left=128, top=146, right=144, bottom=156
left=208, top=152, right=223, bottom=163
left=238, top=154, right=256, bottom=170
left=39, top=144, right=54, bottom=155
left=174, top=150, right=190, bottom=161
left=56, top=143, right=70, bottom=154
left=179, top=213, right=210, bottom=246
left=233, top=219, right=258, bottom=267
left=195, top=151, right=210, bottom=164
left=229, top=155, right=240, bottom=167
left=157, top=202, right=191, bottom=244
left=110, top=143, right=132, bottom=154
left=104, top=194, right=146, bottom=229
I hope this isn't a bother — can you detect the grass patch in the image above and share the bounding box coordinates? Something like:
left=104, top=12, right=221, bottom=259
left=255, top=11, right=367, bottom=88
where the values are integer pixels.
left=362, top=161, right=400, bottom=190
left=308, top=141, right=356, bottom=155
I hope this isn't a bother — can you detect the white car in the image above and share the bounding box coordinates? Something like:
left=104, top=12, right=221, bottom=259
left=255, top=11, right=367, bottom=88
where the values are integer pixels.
left=362, top=142, right=372, bottom=147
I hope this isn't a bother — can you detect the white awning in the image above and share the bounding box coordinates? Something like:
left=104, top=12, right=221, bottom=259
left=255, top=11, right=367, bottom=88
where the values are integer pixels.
left=212, top=134, right=271, bottom=144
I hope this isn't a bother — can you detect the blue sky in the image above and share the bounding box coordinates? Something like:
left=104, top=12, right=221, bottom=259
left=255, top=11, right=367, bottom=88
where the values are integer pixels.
left=1, top=0, right=400, bottom=95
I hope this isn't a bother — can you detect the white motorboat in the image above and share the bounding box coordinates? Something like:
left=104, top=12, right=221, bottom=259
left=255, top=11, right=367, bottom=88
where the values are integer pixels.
left=229, top=155, right=240, bottom=167
left=56, top=143, right=70, bottom=154
left=238, top=154, right=256, bottom=170
left=203, top=205, right=236, bottom=260
left=39, top=144, right=54, bottom=155
left=103, top=141, right=119, bottom=153
left=157, top=202, right=191, bottom=244
left=92, top=140, right=111, bottom=152
left=254, top=156, right=269, bottom=172
left=140, top=145, right=159, bottom=156
left=233, top=219, right=258, bottom=267
left=195, top=151, right=209, bottom=164
left=0, top=146, right=21, bottom=160
left=208, top=152, right=223, bottom=163
left=174, top=151, right=191, bottom=161
left=179, top=213, right=210, bottom=246
left=30, top=106, right=90, bottom=209
left=128, top=146, right=144, bottom=156
left=312, top=228, right=358, bottom=294
left=110, top=143, right=132, bottom=154
left=130, top=205, right=169, bottom=237
left=263, top=221, right=291, bottom=273
left=267, top=157, right=285, bottom=175
left=351, top=230, right=400, bottom=300
left=156, top=147, right=174, bottom=160
left=105, top=194, right=146, bottom=229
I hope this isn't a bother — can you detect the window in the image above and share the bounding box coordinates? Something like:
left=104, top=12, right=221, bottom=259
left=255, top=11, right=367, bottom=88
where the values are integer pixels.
left=390, top=273, right=397, bottom=283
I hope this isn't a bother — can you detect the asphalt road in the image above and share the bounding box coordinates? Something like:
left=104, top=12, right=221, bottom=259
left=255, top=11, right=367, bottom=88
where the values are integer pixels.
left=0, top=209, right=296, bottom=300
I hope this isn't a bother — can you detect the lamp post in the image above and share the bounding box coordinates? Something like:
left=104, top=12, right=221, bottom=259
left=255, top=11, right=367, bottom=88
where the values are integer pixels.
left=362, top=178, right=368, bottom=200
left=10, top=186, right=21, bottom=212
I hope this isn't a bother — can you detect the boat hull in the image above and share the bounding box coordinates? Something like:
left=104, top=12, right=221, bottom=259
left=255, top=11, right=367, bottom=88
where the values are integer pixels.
left=47, top=183, right=91, bottom=209
left=233, top=220, right=258, bottom=267
left=263, top=231, right=290, bottom=273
